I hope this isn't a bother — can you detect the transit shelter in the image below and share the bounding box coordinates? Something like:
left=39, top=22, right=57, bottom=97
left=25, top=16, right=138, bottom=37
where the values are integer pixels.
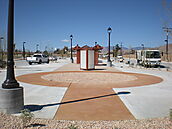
left=73, top=44, right=103, bottom=66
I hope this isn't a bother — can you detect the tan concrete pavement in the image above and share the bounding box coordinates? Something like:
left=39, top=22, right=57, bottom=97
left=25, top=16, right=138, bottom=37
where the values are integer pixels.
left=16, top=63, right=163, bottom=120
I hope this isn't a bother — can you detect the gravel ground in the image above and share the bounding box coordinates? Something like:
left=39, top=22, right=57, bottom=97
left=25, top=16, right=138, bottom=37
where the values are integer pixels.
left=0, top=113, right=171, bottom=129
left=41, top=72, right=137, bottom=84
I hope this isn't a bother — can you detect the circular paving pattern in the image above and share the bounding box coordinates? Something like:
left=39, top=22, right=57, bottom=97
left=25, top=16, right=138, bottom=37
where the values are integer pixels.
left=16, top=71, right=163, bottom=88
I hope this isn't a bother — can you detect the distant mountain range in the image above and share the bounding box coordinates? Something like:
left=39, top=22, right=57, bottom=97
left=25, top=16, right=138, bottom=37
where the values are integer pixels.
left=102, top=44, right=172, bottom=54
left=102, top=46, right=145, bottom=52
left=156, top=44, right=172, bottom=54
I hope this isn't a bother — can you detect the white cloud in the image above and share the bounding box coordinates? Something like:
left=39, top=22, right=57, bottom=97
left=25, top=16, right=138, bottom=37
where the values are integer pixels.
left=61, top=39, right=70, bottom=43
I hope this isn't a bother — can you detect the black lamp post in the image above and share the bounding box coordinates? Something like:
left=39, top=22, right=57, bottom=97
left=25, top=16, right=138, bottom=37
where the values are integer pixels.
left=2, top=0, right=19, bottom=89
left=0, top=0, right=24, bottom=114
left=0, top=37, right=4, bottom=47
left=70, top=35, right=74, bottom=63
left=23, top=42, right=26, bottom=60
left=0, top=37, right=4, bottom=60
left=107, top=27, right=112, bottom=67
left=141, top=44, right=144, bottom=50
left=36, top=44, right=39, bottom=53
left=95, top=42, right=97, bottom=46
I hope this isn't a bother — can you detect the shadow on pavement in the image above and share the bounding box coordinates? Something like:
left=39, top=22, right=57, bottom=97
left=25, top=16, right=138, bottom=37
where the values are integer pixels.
left=86, top=68, right=106, bottom=71
left=24, top=91, right=131, bottom=112
left=27, top=123, right=46, bottom=128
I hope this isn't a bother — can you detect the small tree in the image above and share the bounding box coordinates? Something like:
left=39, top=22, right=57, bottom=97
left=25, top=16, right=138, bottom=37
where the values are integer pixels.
left=114, top=44, right=121, bottom=57
left=63, top=46, right=69, bottom=54
left=43, top=50, right=49, bottom=55
left=54, top=48, right=60, bottom=54
left=130, top=49, right=135, bottom=54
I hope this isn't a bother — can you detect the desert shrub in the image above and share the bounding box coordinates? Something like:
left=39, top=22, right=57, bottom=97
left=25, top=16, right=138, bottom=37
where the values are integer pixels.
left=0, top=60, right=6, bottom=68
left=20, top=109, right=34, bottom=128
left=68, top=124, right=78, bottom=129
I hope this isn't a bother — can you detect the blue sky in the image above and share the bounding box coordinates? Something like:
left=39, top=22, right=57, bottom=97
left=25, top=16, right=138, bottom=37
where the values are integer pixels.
left=0, top=0, right=171, bottom=51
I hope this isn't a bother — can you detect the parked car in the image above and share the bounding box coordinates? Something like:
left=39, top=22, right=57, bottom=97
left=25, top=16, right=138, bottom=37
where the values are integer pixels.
left=26, top=53, right=49, bottom=65
left=117, top=56, right=124, bottom=62
left=49, top=56, right=57, bottom=61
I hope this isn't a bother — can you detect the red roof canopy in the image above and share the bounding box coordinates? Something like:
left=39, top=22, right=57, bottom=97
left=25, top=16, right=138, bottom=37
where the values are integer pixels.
left=73, top=44, right=103, bottom=51
left=93, top=44, right=103, bottom=50
left=73, top=44, right=81, bottom=50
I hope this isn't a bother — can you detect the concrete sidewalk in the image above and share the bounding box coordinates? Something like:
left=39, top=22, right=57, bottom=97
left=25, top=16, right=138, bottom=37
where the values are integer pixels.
left=0, top=60, right=69, bottom=119
left=1, top=58, right=171, bottom=120
left=112, top=61, right=172, bottom=119
left=16, top=61, right=163, bottom=120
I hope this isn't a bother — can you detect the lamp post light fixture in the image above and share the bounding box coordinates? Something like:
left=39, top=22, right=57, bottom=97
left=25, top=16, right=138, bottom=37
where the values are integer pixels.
left=95, top=42, right=97, bottom=46
left=0, top=37, right=4, bottom=47
left=36, top=44, right=39, bottom=53
left=23, top=42, right=26, bottom=60
left=0, top=0, right=24, bottom=114
left=70, top=35, right=74, bottom=63
left=141, top=44, right=144, bottom=50
left=0, top=37, right=4, bottom=46
left=107, top=27, right=112, bottom=67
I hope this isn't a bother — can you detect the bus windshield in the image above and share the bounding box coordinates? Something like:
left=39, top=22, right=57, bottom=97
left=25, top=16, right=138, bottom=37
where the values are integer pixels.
left=146, top=51, right=161, bottom=58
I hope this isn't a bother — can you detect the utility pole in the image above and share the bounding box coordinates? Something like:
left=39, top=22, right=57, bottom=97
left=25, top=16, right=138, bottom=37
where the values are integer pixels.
left=163, top=27, right=172, bottom=62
